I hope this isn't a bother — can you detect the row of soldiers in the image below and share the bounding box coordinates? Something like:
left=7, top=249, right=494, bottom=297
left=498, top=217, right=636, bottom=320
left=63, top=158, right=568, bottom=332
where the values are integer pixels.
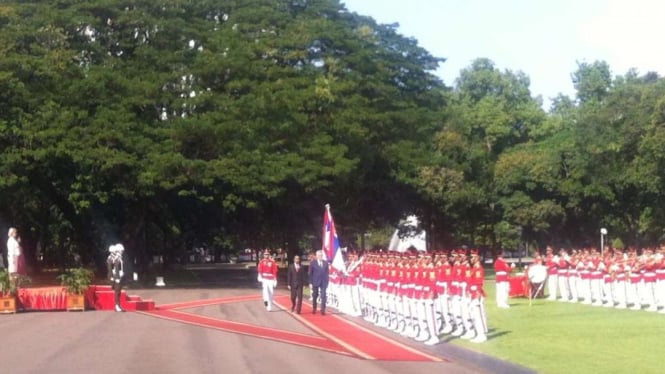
left=542, top=244, right=665, bottom=311
left=324, top=249, right=488, bottom=344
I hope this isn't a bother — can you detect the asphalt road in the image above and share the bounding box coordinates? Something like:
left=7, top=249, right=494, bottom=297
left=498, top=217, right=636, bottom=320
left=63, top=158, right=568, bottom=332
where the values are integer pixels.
left=0, top=264, right=533, bottom=374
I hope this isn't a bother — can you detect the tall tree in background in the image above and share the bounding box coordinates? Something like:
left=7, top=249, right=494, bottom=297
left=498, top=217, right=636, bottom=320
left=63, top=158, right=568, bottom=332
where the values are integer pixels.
left=0, top=0, right=445, bottom=268
left=419, top=58, right=545, bottom=249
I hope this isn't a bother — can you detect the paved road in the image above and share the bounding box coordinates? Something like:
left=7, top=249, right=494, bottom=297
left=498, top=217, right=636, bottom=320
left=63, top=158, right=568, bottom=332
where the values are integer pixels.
left=0, top=264, right=533, bottom=374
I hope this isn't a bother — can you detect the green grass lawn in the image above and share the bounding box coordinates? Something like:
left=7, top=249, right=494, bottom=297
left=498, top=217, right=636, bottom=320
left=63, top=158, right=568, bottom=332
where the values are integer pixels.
left=456, top=277, right=665, bottom=374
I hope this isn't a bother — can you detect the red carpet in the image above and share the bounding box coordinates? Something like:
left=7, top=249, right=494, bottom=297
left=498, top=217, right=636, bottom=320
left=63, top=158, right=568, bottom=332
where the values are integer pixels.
left=139, top=293, right=442, bottom=362
left=273, top=295, right=442, bottom=362
left=145, top=308, right=351, bottom=356
left=156, top=294, right=262, bottom=310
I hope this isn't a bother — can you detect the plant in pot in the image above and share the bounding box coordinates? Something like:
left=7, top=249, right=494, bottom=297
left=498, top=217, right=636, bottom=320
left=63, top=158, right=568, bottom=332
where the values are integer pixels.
left=57, top=268, right=94, bottom=311
left=0, top=269, right=31, bottom=313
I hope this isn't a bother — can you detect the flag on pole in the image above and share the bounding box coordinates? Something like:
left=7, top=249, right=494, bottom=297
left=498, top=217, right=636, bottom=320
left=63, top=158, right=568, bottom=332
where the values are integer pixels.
left=322, top=204, right=346, bottom=272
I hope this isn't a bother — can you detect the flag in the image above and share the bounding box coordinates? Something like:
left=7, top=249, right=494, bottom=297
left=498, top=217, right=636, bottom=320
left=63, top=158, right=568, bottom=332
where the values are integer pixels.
left=322, top=204, right=346, bottom=272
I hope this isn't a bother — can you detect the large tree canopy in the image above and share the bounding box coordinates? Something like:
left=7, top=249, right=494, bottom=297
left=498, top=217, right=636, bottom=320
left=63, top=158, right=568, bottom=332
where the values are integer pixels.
left=0, top=0, right=445, bottom=269
left=3, top=1, right=665, bottom=272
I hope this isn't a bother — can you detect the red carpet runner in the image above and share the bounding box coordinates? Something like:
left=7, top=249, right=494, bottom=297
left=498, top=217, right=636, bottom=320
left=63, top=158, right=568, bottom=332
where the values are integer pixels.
left=139, top=293, right=441, bottom=362
left=273, top=295, right=442, bottom=362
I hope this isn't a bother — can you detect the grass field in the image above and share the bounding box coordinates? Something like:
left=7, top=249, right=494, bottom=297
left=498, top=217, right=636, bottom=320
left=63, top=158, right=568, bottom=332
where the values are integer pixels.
left=456, top=275, right=665, bottom=374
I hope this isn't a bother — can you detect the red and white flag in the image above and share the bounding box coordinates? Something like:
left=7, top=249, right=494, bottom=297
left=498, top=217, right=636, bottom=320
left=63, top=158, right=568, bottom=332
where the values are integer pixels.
left=322, top=204, right=346, bottom=272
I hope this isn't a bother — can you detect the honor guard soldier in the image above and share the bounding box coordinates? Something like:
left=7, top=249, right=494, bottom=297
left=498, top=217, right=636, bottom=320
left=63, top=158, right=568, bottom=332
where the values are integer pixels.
left=257, top=249, right=278, bottom=311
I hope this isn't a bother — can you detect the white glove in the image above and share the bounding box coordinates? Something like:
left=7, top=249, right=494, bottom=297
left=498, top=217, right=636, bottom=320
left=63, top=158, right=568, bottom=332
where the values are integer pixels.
left=273, top=279, right=277, bottom=287
left=510, top=263, right=516, bottom=268
left=119, top=270, right=124, bottom=278
left=257, top=275, right=262, bottom=282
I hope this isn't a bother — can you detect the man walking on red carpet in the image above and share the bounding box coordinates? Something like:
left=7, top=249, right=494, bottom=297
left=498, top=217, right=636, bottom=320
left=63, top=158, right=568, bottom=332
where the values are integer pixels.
left=287, top=255, right=306, bottom=314
left=258, top=250, right=278, bottom=311
left=310, top=250, right=329, bottom=315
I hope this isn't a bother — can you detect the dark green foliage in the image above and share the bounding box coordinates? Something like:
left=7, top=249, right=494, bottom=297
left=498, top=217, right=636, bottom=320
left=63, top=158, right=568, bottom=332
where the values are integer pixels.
left=0, top=0, right=444, bottom=267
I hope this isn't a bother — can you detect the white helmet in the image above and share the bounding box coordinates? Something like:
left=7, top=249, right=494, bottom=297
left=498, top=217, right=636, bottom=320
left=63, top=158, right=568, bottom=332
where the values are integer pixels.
left=109, top=244, right=118, bottom=253
left=115, top=243, right=125, bottom=253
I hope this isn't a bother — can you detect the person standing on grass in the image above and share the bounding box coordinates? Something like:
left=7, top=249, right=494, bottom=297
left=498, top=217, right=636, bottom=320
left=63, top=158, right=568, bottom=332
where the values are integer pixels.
left=493, top=251, right=513, bottom=308
left=545, top=246, right=559, bottom=300
left=257, top=249, right=278, bottom=311
left=468, top=250, right=487, bottom=343
left=287, top=255, right=306, bottom=314
left=309, top=250, right=329, bottom=315
left=557, top=248, right=571, bottom=302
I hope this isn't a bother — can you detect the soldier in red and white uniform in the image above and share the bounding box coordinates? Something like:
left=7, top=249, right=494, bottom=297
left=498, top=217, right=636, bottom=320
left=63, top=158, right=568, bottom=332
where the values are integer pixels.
left=567, top=250, right=579, bottom=303
left=641, top=248, right=657, bottom=312
left=360, top=253, right=376, bottom=322
left=601, top=250, right=615, bottom=307
left=412, top=253, right=432, bottom=342
left=435, top=251, right=454, bottom=334
left=493, top=251, right=513, bottom=308
left=449, top=250, right=465, bottom=337
left=340, top=251, right=362, bottom=317
left=257, top=249, right=278, bottom=311
left=383, top=253, right=398, bottom=329
left=626, top=248, right=642, bottom=310
left=375, top=253, right=394, bottom=327
left=389, top=254, right=403, bottom=331
left=375, top=253, right=396, bottom=327
left=578, top=249, right=592, bottom=305
left=423, top=254, right=440, bottom=345
left=402, top=253, right=419, bottom=338
left=545, top=246, right=559, bottom=300
left=612, top=249, right=628, bottom=309
left=655, top=244, right=665, bottom=313
left=590, top=249, right=604, bottom=306
left=467, top=250, right=487, bottom=343
left=459, top=253, right=475, bottom=340
left=557, top=248, right=571, bottom=302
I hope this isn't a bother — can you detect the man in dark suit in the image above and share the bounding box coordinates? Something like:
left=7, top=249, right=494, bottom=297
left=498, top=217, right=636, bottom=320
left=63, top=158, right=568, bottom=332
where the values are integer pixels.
left=287, top=255, right=306, bottom=314
left=309, top=250, right=330, bottom=315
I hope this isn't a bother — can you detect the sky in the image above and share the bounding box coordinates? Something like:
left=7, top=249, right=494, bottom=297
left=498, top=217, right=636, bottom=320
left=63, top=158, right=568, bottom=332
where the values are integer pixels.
left=341, top=0, right=665, bottom=108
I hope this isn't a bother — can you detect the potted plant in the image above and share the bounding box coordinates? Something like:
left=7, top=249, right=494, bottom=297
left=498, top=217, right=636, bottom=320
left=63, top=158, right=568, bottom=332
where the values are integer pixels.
left=0, top=269, right=31, bottom=313
left=57, top=268, right=94, bottom=311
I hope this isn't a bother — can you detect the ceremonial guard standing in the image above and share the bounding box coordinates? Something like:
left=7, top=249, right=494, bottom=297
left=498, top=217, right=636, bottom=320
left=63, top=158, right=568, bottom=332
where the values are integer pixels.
left=642, top=248, right=657, bottom=312
left=106, top=244, right=126, bottom=312
left=257, top=249, right=278, bottom=311
left=493, top=251, right=513, bottom=308
left=467, top=250, right=487, bottom=343
left=422, top=254, right=440, bottom=346
left=557, top=249, right=570, bottom=302
left=545, top=246, right=559, bottom=300
left=344, top=251, right=363, bottom=317
left=590, top=249, right=604, bottom=306
left=435, top=251, right=454, bottom=334
left=656, top=244, right=665, bottom=313
left=602, top=250, right=615, bottom=307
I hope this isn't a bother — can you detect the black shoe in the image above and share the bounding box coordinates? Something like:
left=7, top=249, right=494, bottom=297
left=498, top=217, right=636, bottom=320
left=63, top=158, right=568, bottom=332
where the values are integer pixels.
left=321, top=311, right=326, bottom=315
left=264, top=301, right=268, bottom=307
left=312, top=309, right=317, bottom=314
